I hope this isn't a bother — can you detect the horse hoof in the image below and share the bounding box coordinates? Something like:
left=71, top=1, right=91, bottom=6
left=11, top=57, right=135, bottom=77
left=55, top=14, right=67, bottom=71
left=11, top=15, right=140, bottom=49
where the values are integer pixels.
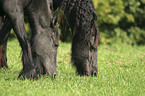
left=18, top=69, right=38, bottom=79
left=52, top=73, right=57, bottom=78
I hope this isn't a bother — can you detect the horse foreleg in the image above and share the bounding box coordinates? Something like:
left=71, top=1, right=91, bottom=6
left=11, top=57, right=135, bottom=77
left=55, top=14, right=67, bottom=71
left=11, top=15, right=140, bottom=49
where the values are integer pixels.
left=0, top=17, right=4, bottom=68
left=0, top=44, right=4, bottom=68
left=2, top=0, right=38, bottom=79
left=0, top=43, right=8, bottom=68
left=0, top=18, right=11, bottom=68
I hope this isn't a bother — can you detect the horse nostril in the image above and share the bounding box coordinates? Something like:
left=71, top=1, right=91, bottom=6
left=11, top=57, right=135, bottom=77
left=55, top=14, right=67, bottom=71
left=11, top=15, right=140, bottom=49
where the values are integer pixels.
left=92, top=71, right=98, bottom=77
left=52, top=73, right=57, bottom=78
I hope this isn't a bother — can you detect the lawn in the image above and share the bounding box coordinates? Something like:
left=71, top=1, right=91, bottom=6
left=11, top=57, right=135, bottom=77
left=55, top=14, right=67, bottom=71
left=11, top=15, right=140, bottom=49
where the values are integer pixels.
left=0, top=39, right=144, bottom=96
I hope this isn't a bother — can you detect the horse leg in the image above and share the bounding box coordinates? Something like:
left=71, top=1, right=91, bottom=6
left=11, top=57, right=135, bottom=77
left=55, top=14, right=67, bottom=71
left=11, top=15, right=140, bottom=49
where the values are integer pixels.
left=26, top=0, right=59, bottom=78
left=0, top=18, right=12, bottom=68
left=0, top=43, right=8, bottom=68
left=0, top=16, right=4, bottom=68
left=2, top=0, right=38, bottom=79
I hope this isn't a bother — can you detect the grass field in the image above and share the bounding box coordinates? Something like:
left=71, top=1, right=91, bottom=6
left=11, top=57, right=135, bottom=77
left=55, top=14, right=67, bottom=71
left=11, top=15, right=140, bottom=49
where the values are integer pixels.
left=0, top=39, right=144, bottom=96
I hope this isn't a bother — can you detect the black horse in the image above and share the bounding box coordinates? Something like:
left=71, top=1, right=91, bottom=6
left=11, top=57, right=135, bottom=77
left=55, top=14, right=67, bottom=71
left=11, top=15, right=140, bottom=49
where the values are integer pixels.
left=0, top=0, right=99, bottom=79
left=0, top=0, right=58, bottom=79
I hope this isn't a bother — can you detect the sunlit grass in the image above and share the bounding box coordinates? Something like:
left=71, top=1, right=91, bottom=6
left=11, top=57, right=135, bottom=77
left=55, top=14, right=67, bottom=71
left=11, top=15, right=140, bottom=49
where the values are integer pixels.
left=0, top=39, right=144, bottom=96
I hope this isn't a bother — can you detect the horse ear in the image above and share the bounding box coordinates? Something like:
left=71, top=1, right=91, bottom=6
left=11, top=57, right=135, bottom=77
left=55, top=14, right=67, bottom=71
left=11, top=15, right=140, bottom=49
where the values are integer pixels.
left=90, top=27, right=99, bottom=50
left=94, top=27, right=100, bottom=48
left=50, top=15, right=58, bottom=28
left=53, top=16, right=58, bottom=26
left=90, top=16, right=100, bottom=50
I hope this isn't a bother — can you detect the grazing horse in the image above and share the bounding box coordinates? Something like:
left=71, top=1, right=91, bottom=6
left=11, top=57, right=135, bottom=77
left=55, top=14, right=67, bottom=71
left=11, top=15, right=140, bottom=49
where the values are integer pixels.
left=55, top=0, right=99, bottom=76
left=0, top=0, right=58, bottom=79
left=0, top=0, right=99, bottom=79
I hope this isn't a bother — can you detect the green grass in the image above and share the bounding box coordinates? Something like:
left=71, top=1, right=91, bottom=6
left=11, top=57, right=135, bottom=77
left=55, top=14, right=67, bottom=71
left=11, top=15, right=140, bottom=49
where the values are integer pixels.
left=0, top=39, right=144, bottom=96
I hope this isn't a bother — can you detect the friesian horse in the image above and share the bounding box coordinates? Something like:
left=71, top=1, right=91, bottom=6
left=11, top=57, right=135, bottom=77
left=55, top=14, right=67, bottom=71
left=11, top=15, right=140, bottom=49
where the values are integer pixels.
left=0, top=0, right=99, bottom=79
